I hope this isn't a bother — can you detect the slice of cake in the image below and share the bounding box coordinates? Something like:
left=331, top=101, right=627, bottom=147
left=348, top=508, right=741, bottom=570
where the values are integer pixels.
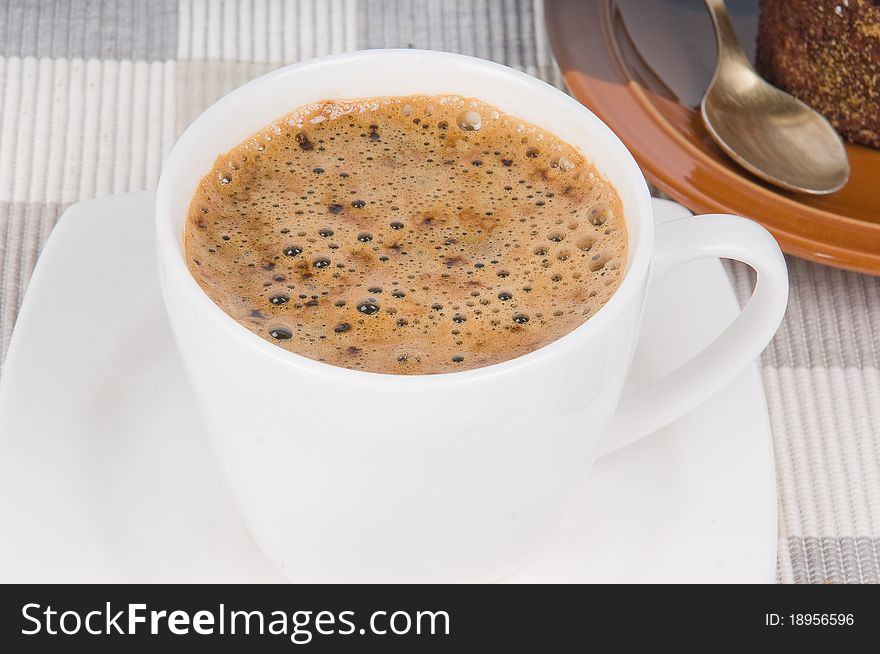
left=756, top=0, right=880, bottom=149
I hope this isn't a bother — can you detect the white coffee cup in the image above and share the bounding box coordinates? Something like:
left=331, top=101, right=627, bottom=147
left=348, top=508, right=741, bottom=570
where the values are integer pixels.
left=156, top=49, right=788, bottom=583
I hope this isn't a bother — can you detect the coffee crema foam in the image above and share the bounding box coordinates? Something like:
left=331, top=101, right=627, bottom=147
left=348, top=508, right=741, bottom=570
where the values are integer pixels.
left=186, top=95, right=627, bottom=374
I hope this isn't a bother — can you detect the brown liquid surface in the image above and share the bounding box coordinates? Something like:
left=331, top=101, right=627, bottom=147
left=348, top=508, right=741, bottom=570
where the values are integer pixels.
left=185, top=96, right=627, bottom=374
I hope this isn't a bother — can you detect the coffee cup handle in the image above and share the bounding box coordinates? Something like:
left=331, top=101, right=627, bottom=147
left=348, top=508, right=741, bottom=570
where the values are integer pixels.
left=599, top=214, right=789, bottom=457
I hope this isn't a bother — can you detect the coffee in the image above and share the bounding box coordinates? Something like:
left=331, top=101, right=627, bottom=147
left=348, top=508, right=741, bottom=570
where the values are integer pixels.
left=185, top=95, right=627, bottom=374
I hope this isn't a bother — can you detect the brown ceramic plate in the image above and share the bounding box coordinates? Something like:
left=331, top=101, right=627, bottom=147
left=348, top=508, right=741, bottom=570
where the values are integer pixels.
left=545, top=0, right=880, bottom=274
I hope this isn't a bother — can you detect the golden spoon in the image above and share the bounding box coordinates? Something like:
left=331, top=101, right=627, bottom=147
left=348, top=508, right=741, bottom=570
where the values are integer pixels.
left=701, top=0, right=850, bottom=195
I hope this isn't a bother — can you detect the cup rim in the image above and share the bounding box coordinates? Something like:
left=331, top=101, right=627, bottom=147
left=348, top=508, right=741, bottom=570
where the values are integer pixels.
left=156, top=48, right=654, bottom=384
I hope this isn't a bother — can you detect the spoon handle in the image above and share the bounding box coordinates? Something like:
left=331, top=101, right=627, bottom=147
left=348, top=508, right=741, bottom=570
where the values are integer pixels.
left=704, top=0, right=752, bottom=70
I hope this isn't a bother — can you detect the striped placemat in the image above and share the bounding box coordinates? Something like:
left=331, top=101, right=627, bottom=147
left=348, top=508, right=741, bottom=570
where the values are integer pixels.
left=0, top=0, right=877, bottom=583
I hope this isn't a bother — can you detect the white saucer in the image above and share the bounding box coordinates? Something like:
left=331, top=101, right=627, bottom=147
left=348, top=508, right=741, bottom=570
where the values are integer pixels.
left=0, top=192, right=776, bottom=583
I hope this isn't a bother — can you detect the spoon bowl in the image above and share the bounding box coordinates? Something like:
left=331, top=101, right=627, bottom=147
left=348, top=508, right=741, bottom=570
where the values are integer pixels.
left=702, top=0, right=850, bottom=195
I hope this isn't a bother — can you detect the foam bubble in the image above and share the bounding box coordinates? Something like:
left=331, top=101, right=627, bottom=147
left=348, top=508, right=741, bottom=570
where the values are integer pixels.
left=457, top=110, right=482, bottom=131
